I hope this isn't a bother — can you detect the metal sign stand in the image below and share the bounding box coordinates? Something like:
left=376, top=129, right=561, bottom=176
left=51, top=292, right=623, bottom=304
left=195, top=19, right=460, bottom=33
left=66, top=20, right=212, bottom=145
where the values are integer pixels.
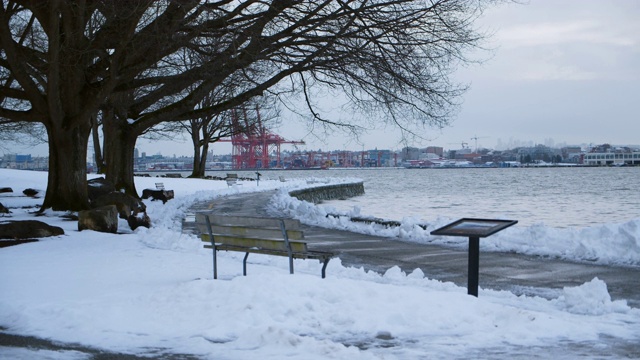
left=430, top=218, right=517, bottom=297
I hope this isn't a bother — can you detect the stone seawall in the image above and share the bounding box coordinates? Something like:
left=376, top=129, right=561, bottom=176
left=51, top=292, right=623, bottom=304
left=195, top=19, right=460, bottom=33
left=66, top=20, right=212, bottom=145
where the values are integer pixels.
left=289, top=182, right=365, bottom=203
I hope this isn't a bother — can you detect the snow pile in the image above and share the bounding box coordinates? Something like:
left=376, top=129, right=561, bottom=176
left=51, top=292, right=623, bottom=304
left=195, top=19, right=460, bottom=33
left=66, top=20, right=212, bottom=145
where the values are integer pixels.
left=557, top=278, right=630, bottom=316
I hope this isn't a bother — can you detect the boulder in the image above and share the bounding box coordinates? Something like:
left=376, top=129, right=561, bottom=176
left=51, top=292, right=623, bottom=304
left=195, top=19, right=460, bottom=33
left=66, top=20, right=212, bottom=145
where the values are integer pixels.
left=78, top=205, right=118, bottom=233
left=23, top=188, right=39, bottom=197
left=87, top=177, right=116, bottom=203
left=127, top=211, right=151, bottom=230
left=0, top=202, right=9, bottom=214
left=141, top=189, right=174, bottom=204
left=0, top=187, right=13, bottom=193
left=0, top=220, right=64, bottom=239
left=92, top=192, right=146, bottom=219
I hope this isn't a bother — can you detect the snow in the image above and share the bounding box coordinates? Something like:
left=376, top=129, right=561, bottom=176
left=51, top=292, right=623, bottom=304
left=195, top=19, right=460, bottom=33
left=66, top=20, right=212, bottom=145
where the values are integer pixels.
left=1, top=168, right=639, bottom=359
left=270, top=190, right=640, bottom=267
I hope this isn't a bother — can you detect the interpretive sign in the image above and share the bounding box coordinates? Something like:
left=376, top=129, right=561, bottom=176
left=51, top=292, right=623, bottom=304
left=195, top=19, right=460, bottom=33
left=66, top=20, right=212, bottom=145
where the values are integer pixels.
left=431, top=218, right=517, bottom=297
left=430, top=218, right=518, bottom=238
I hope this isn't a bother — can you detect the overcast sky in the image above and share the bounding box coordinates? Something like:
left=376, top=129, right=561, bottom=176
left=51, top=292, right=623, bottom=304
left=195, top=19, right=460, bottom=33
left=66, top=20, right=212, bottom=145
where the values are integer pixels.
left=7, top=0, right=640, bottom=157
left=144, top=0, right=640, bottom=156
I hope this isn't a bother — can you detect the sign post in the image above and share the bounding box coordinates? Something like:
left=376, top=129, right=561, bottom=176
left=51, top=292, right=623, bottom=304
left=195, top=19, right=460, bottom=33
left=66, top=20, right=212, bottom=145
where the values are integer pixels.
left=430, top=218, right=517, bottom=297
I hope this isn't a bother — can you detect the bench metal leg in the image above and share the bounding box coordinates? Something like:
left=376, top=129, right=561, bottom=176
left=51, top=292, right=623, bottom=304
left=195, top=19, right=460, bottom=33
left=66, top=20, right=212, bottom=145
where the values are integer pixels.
left=279, top=220, right=294, bottom=275
left=321, top=259, right=330, bottom=279
left=243, top=252, right=249, bottom=276
left=213, top=248, right=218, bottom=280
left=205, top=216, right=218, bottom=280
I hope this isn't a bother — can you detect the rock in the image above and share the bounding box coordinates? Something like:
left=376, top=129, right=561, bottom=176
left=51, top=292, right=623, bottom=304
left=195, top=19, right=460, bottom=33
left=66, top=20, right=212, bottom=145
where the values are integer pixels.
left=0, top=187, right=13, bottom=193
left=141, top=189, right=174, bottom=204
left=87, top=177, right=116, bottom=203
left=127, top=211, right=151, bottom=230
left=23, top=188, right=39, bottom=197
left=78, top=205, right=118, bottom=233
left=0, top=220, right=64, bottom=239
left=92, top=192, right=146, bottom=219
left=90, top=192, right=151, bottom=230
left=0, top=202, right=10, bottom=214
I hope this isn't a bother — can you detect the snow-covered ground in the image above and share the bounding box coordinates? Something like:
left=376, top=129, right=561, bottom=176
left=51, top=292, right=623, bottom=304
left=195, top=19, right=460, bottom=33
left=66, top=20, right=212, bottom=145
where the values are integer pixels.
left=1, top=168, right=639, bottom=359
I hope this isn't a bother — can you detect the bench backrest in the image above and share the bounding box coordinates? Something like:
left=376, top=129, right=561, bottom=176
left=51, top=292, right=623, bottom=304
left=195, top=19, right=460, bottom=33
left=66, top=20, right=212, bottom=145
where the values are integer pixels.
left=198, top=214, right=300, bottom=229
left=225, top=174, right=238, bottom=186
left=155, top=182, right=165, bottom=190
left=196, top=213, right=307, bottom=252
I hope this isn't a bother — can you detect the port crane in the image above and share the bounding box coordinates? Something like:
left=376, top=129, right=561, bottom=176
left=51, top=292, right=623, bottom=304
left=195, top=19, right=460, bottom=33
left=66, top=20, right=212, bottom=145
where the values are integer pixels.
left=448, top=142, right=469, bottom=149
left=220, top=106, right=304, bottom=169
left=470, top=135, right=489, bottom=153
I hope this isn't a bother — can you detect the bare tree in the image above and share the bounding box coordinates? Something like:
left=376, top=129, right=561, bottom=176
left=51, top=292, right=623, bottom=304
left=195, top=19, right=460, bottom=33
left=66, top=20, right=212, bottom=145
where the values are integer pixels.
left=183, top=101, right=234, bottom=179
left=184, top=111, right=232, bottom=178
left=183, top=95, right=280, bottom=178
left=1, top=0, right=495, bottom=211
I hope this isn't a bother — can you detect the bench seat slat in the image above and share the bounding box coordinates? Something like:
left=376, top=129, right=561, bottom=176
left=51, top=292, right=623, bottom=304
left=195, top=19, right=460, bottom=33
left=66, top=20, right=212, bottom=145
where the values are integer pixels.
left=197, top=225, right=304, bottom=240
left=203, top=244, right=333, bottom=260
left=201, top=234, right=308, bottom=252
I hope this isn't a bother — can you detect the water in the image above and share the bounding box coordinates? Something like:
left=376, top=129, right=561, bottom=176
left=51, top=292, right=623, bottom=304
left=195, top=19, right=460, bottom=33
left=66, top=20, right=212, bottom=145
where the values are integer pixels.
left=213, top=166, right=640, bottom=228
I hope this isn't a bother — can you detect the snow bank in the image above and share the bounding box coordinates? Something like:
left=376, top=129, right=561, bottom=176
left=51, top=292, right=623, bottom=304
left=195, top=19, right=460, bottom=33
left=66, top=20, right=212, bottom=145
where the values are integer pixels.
left=270, top=189, right=640, bottom=267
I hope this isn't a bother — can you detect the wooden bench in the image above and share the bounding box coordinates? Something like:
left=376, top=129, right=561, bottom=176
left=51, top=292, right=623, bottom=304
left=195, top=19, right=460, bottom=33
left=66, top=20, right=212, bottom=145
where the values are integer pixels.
left=196, top=213, right=334, bottom=279
left=225, top=173, right=238, bottom=187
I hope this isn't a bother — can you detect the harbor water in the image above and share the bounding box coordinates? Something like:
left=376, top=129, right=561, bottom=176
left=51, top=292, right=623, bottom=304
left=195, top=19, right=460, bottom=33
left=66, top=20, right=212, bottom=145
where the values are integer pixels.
left=207, top=166, right=640, bottom=228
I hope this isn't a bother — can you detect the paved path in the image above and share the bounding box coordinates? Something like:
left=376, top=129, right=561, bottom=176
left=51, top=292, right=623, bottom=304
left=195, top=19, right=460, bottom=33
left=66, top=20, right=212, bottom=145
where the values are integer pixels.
left=185, top=190, right=640, bottom=308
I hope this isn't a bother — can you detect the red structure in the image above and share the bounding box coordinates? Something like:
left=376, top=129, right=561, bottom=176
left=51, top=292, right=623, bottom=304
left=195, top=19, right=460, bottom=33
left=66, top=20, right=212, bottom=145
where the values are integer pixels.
left=221, top=107, right=304, bottom=169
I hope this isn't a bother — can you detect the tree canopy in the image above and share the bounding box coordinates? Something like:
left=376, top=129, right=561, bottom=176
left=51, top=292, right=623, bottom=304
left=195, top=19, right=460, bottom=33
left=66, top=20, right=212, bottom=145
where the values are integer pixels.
left=0, top=0, right=495, bottom=211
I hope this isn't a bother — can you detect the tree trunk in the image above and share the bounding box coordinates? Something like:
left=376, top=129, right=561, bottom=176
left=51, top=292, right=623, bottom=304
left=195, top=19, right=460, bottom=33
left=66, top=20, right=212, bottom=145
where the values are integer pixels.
left=190, top=122, right=212, bottom=178
left=198, top=141, right=210, bottom=177
left=190, top=127, right=203, bottom=178
left=91, top=113, right=105, bottom=174
left=41, top=122, right=92, bottom=211
left=103, top=115, right=139, bottom=197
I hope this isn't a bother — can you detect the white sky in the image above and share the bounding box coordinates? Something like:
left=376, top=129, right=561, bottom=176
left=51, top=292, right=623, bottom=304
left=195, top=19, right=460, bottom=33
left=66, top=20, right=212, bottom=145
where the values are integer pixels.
left=6, top=0, right=640, bottom=157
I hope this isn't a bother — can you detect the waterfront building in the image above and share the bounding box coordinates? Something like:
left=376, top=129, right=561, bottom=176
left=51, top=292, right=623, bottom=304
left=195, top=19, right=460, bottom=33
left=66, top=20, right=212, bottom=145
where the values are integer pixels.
left=583, top=149, right=640, bottom=166
left=1, top=154, right=48, bottom=170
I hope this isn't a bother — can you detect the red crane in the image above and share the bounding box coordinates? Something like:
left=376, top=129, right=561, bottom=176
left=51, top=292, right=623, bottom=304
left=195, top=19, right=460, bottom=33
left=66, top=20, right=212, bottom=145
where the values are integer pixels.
left=220, top=106, right=304, bottom=170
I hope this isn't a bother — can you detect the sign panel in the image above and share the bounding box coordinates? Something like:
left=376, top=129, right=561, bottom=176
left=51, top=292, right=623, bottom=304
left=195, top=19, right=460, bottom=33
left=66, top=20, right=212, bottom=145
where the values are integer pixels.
left=430, top=218, right=518, bottom=238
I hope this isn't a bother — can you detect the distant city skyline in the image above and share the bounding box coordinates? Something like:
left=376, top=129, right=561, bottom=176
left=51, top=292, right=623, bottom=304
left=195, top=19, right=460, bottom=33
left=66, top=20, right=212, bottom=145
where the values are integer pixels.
left=3, top=0, right=639, bottom=157
left=7, top=134, right=639, bottom=159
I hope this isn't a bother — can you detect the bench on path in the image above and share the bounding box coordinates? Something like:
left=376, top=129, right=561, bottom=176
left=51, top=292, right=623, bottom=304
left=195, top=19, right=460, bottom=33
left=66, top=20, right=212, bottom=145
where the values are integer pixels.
left=225, top=173, right=238, bottom=187
left=195, top=213, right=335, bottom=279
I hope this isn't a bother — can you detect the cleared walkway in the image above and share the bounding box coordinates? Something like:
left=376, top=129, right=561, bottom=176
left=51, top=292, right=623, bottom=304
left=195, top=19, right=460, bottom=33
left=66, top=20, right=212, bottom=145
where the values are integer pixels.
left=185, top=190, right=640, bottom=308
